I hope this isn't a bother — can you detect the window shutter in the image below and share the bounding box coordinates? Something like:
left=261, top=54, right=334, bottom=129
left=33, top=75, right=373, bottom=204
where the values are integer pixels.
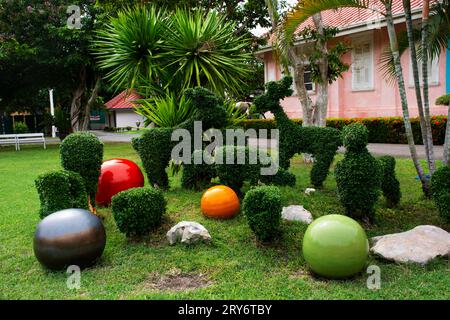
left=266, top=62, right=276, bottom=82
left=409, top=55, right=439, bottom=86
left=352, top=40, right=373, bottom=90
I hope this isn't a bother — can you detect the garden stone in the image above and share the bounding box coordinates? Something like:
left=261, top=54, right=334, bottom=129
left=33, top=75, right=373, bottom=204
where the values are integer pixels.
left=371, top=225, right=450, bottom=265
left=305, top=188, right=316, bottom=195
left=281, top=205, right=313, bottom=224
left=167, top=221, right=211, bottom=245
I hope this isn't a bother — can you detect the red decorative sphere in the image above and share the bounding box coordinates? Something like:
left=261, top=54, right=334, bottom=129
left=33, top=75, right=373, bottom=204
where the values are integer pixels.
left=95, top=158, right=144, bottom=207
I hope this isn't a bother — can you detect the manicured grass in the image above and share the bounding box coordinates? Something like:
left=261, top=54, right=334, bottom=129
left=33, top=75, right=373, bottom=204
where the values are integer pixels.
left=0, top=143, right=448, bottom=300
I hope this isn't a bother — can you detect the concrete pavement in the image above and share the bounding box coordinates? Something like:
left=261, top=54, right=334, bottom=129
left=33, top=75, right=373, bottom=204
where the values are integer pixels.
left=89, top=130, right=443, bottom=159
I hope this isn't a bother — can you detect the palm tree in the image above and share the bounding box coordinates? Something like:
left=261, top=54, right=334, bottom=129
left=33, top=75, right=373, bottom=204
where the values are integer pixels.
left=279, top=0, right=433, bottom=193
left=403, top=0, right=435, bottom=175
left=420, top=0, right=433, bottom=173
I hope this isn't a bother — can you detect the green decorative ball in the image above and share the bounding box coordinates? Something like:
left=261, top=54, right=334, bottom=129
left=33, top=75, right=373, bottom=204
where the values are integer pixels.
left=302, top=214, right=369, bottom=279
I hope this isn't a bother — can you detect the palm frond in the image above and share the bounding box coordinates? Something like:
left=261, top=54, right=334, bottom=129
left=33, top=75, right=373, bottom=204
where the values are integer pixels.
left=420, top=0, right=449, bottom=60
left=378, top=28, right=418, bottom=85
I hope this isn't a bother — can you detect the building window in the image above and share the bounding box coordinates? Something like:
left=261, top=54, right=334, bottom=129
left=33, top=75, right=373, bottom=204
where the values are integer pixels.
left=409, top=55, right=439, bottom=86
left=289, top=65, right=316, bottom=95
left=265, top=61, right=277, bottom=83
left=303, top=67, right=315, bottom=91
left=352, top=37, right=374, bottom=91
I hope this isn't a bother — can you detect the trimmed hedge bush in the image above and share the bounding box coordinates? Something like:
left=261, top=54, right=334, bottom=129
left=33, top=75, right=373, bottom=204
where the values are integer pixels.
left=253, top=77, right=341, bottom=188
left=237, top=116, right=447, bottom=145
left=379, top=156, right=401, bottom=208
left=242, top=185, right=282, bottom=241
left=430, top=165, right=450, bottom=222
left=132, top=128, right=173, bottom=189
left=260, top=168, right=296, bottom=187
left=35, top=170, right=88, bottom=218
left=215, top=145, right=261, bottom=192
left=181, top=150, right=216, bottom=190
left=112, top=187, right=167, bottom=237
left=335, top=123, right=382, bottom=221
left=60, top=132, right=104, bottom=197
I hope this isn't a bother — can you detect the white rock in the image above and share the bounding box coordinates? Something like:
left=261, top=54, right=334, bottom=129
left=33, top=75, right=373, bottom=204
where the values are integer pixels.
left=281, top=205, right=313, bottom=224
left=371, top=225, right=450, bottom=265
left=166, top=221, right=212, bottom=245
left=305, top=188, right=316, bottom=195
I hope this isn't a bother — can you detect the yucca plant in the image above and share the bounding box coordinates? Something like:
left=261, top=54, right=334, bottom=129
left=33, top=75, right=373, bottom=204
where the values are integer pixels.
left=164, top=9, right=253, bottom=96
left=224, top=100, right=247, bottom=126
left=92, top=6, right=169, bottom=91
left=134, top=93, right=194, bottom=128
left=93, top=6, right=253, bottom=97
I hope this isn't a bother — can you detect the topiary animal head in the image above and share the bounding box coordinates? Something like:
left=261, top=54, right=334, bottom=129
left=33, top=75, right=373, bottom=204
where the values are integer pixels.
left=183, top=87, right=227, bottom=129
left=184, top=87, right=223, bottom=110
left=253, top=76, right=293, bottom=114
left=342, top=122, right=368, bottom=152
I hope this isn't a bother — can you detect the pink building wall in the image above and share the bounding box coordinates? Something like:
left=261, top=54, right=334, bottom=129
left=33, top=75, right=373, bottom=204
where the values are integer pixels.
left=262, top=26, right=447, bottom=119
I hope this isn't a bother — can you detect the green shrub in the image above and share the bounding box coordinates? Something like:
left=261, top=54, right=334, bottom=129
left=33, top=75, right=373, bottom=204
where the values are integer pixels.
left=112, top=187, right=167, bottom=237
left=379, top=156, right=401, bottom=208
left=53, top=108, right=72, bottom=139
left=215, top=145, right=260, bottom=192
left=14, top=121, right=28, bottom=133
left=181, top=150, right=216, bottom=190
left=242, top=185, right=282, bottom=241
left=134, top=93, right=195, bottom=128
left=252, top=77, right=341, bottom=188
left=237, top=116, right=448, bottom=145
left=133, top=87, right=228, bottom=190
left=60, top=132, right=104, bottom=198
left=335, top=123, right=382, bottom=221
left=430, top=165, right=450, bottom=221
left=260, top=168, right=296, bottom=187
left=132, top=128, right=173, bottom=189
left=435, top=94, right=450, bottom=106
left=35, top=170, right=88, bottom=219
left=300, top=126, right=342, bottom=187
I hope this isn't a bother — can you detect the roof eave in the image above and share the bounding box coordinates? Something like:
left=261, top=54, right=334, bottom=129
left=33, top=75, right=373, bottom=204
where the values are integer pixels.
left=255, top=8, right=423, bottom=55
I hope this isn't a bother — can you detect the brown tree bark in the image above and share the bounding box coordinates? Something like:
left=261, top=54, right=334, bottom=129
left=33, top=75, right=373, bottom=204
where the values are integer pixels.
left=312, top=13, right=328, bottom=128
left=80, top=76, right=101, bottom=131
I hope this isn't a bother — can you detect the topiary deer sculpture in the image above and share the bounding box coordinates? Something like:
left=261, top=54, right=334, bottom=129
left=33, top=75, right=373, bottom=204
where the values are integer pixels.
left=253, top=76, right=342, bottom=188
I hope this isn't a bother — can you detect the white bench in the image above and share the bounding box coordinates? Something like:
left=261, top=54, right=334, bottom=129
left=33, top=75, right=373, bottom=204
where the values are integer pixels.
left=0, top=134, right=19, bottom=150
left=16, top=133, right=47, bottom=150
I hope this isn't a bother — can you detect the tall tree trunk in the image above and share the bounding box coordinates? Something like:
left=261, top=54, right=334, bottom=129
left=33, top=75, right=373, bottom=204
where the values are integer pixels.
left=403, top=0, right=434, bottom=174
left=384, top=1, right=429, bottom=195
left=312, top=13, right=328, bottom=128
left=70, top=67, right=86, bottom=131
left=266, top=0, right=316, bottom=127
left=80, top=77, right=101, bottom=131
left=288, top=48, right=315, bottom=126
left=420, top=0, right=436, bottom=174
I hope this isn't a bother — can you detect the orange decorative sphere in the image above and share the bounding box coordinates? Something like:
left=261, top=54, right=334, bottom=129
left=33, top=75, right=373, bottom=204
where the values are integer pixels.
left=201, top=185, right=240, bottom=219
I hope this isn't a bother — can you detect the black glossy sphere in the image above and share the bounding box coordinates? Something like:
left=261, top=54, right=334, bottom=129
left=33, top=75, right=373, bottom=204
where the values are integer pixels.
left=33, top=208, right=106, bottom=270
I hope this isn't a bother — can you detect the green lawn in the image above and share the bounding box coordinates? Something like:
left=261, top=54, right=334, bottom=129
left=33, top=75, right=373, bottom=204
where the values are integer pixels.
left=0, top=143, right=448, bottom=300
